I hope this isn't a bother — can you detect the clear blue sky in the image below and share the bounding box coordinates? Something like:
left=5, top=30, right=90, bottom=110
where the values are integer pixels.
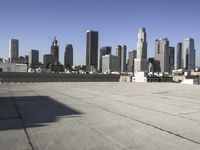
left=1, top=0, right=200, bottom=66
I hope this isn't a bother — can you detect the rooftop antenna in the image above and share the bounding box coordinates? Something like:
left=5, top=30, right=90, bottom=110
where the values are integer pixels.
left=56, top=32, right=61, bottom=38
left=48, top=36, right=53, bottom=43
left=48, top=32, right=61, bottom=43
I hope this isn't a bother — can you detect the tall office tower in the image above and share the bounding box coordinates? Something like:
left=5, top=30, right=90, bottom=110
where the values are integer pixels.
left=99, top=46, right=111, bottom=72
left=64, top=44, right=73, bottom=68
left=168, top=47, right=175, bottom=73
left=177, top=42, right=182, bottom=69
left=102, top=54, right=120, bottom=73
left=116, top=45, right=127, bottom=72
left=9, top=39, right=19, bottom=63
left=29, top=49, right=39, bottom=67
left=86, top=30, right=98, bottom=69
left=182, top=38, right=195, bottom=70
left=154, top=38, right=170, bottom=73
left=134, top=27, right=148, bottom=73
left=127, top=50, right=137, bottom=72
left=50, top=36, right=59, bottom=62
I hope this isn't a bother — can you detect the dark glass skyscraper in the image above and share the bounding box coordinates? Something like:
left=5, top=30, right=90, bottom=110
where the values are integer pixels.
left=116, top=45, right=127, bottom=72
left=86, top=30, right=98, bottom=69
left=168, top=47, right=175, bottom=73
left=29, top=49, right=39, bottom=67
left=176, top=42, right=182, bottom=69
left=51, top=36, right=59, bottom=63
left=9, top=39, right=19, bottom=63
left=64, top=44, right=73, bottom=69
left=99, top=46, right=111, bottom=71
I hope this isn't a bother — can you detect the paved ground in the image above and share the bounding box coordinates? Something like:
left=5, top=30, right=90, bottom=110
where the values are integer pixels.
left=0, top=82, right=200, bottom=150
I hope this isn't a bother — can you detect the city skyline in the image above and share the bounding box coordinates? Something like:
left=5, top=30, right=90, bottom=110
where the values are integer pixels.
left=1, top=0, right=200, bottom=66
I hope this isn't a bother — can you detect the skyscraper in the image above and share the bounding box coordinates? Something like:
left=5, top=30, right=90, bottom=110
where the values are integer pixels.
left=29, top=49, right=39, bottom=67
left=182, top=38, right=195, bottom=70
left=168, top=47, right=175, bottom=73
left=43, top=54, right=58, bottom=69
left=99, top=46, right=111, bottom=72
left=9, top=39, right=19, bottom=63
left=116, top=45, right=127, bottom=72
left=64, top=44, right=73, bottom=69
left=127, top=50, right=137, bottom=72
left=176, top=42, right=182, bottom=69
left=134, top=27, right=148, bottom=73
left=102, top=54, right=120, bottom=73
left=154, top=38, right=169, bottom=73
left=86, top=30, right=98, bottom=69
left=51, top=36, right=59, bottom=63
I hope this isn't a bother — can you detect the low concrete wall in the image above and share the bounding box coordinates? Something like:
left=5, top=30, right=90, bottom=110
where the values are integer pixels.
left=147, top=77, right=175, bottom=83
left=0, top=73, right=120, bottom=83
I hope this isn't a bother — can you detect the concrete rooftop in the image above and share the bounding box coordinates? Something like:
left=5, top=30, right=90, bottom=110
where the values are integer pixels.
left=0, top=82, right=200, bottom=150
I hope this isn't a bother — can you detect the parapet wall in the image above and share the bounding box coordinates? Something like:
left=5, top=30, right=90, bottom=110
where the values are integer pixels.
left=0, top=73, right=120, bottom=83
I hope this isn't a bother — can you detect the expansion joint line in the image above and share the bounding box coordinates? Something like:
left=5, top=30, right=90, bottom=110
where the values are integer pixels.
left=61, top=91, right=200, bottom=146
left=88, top=102, right=200, bottom=146
left=36, top=86, right=200, bottom=146
left=7, top=84, right=35, bottom=150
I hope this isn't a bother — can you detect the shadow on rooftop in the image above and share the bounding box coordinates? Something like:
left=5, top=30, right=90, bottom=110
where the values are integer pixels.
left=0, top=96, right=83, bottom=131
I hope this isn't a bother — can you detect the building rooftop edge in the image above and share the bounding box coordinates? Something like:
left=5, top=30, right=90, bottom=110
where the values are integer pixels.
left=86, top=30, right=98, bottom=33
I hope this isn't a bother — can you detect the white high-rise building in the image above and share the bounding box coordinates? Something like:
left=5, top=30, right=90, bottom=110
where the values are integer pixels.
left=9, top=39, right=19, bottom=63
left=134, top=27, right=148, bottom=73
left=182, top=38, right=195, bottom=71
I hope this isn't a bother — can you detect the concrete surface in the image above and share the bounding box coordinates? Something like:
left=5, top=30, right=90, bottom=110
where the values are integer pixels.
left=0, top=82, right=200, bottom=150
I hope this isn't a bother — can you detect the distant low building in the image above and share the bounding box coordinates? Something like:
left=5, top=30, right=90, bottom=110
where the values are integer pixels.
left=0, top=63, right=27, bottom=72
left=132, top=72, right=147, bottom=83
left=11, top=56, right=26, bottom=64
left=43, top=54, right=58, bottom=69
left=119, top=75, right=132, bottom=82
left=191, top=71, right=200, bottom=76
left=50, top=62, right=64, bottom=73
left=24, top=55, right=29, bottom=65
left=148, top=58, right=160, bottom=73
